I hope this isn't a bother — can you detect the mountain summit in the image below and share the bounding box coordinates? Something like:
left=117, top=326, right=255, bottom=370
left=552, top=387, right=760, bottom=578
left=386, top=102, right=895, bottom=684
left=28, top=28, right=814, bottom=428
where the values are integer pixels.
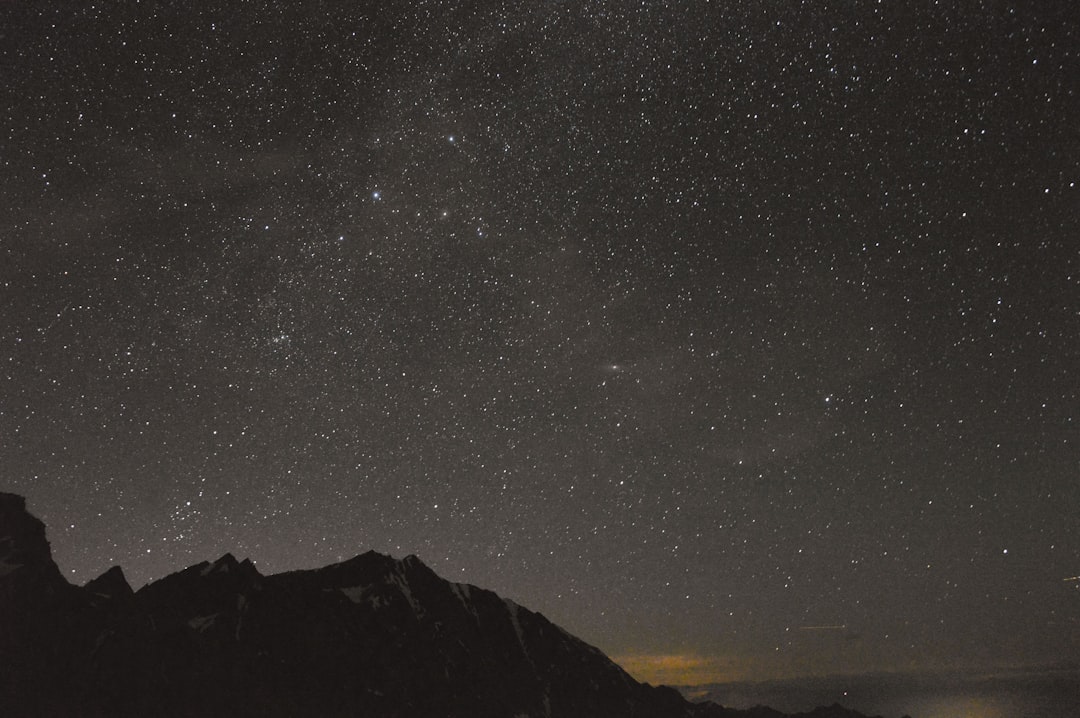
left=0, top=494, right=888, bottom=718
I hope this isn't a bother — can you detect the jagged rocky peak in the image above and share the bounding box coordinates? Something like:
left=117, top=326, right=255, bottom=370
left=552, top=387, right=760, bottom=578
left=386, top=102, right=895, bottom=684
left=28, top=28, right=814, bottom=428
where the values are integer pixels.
left=202, top=551, right=242, bottom=574
left=133, top=549, right=264, bottom=610
left=0, top=492, right=67, bottom=593
left=286, top=547, right=421, bottom=587
left=84, top=565, right=133, bottom=600
left=201, top=552, right=261, bottom=583
left=0, top=493, right=45, bottom=562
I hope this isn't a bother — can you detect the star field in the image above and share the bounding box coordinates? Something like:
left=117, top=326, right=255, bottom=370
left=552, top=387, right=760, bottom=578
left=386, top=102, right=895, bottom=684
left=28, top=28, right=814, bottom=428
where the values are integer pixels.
left=2, top=0, right=1078, bottom=683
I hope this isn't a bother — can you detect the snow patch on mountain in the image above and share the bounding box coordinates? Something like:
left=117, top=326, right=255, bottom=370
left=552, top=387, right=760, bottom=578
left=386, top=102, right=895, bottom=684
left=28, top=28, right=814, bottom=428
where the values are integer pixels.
left=188, top=613, right=220, bottom=632
left=504, top=599, right=526, bottom=648
left=450, top=581, right=481, bottom=620
left=235, top=593, right=247, bottom=640
left=340, top=585, right=384, bottom=609
left=0, top=557, right=23, bottom=577
left=389, top=568, right=421, bottom=614
left=504, top=597, right=537, bottom=669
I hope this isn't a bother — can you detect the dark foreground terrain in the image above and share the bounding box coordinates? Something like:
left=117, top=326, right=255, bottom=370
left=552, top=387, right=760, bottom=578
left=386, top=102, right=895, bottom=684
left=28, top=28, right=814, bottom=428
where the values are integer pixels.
left=1, top=493, right=900, bottom=718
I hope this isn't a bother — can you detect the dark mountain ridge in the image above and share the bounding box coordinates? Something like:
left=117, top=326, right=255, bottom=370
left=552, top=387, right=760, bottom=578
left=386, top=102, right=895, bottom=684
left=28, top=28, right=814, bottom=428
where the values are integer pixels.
left=0, top=493, right=895, bottom=718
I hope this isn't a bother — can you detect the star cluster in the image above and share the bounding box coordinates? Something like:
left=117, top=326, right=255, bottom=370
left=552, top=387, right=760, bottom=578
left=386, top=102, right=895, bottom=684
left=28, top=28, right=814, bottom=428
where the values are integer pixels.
left=2, top=0, right=1078, bottom=682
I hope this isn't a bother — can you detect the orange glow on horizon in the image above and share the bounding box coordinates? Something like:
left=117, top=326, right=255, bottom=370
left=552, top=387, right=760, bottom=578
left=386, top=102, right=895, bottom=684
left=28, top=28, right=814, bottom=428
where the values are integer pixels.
left=612, top=653, right=745, bottom=686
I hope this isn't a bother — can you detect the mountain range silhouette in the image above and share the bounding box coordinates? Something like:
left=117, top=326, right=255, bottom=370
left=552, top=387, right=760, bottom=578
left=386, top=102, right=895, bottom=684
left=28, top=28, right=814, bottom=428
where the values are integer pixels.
left=0, top=492, right=901, bottom=717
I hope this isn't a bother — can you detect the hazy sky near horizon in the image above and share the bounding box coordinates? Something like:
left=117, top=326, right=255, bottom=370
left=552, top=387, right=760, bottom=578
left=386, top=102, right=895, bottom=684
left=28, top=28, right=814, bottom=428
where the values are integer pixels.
left=2, top=0, right=1078, bottom=684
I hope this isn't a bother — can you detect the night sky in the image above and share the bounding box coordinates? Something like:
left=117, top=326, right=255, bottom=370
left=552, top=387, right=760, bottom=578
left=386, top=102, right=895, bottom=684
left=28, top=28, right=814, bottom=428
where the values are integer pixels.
left=2, top=0, right=1078, bottom=686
